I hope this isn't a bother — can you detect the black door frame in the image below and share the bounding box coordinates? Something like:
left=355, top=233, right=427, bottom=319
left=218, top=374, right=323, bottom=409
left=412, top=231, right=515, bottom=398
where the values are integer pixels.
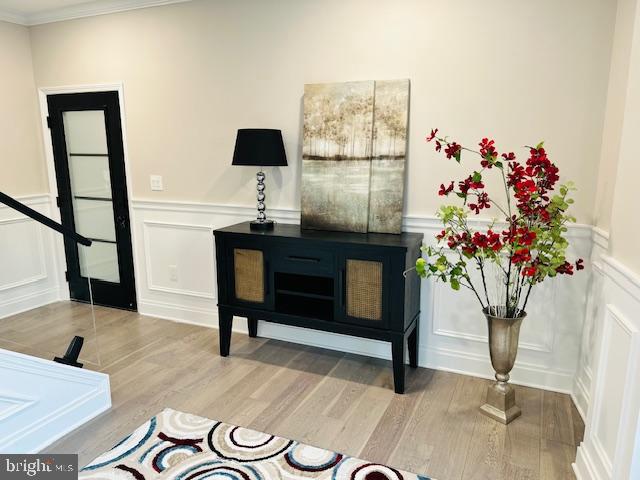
left=46, top=89, right=137, bottom=310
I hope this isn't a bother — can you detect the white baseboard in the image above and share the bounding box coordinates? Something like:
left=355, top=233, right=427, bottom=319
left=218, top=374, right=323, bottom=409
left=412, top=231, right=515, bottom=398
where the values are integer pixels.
left=0, top=287, right=60, bottom=320
left=423, top=345, right=575, bottom=394
left=572, top=370, right=591, bottom=421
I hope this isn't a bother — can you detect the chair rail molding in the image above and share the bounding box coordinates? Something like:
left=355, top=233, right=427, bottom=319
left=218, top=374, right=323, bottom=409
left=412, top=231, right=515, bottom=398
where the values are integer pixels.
left=131, top=198, right=594, bottom=394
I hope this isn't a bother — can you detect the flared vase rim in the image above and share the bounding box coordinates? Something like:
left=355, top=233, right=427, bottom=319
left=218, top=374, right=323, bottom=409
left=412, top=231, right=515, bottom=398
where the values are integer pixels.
left=482, top=306, right=527, bottom=320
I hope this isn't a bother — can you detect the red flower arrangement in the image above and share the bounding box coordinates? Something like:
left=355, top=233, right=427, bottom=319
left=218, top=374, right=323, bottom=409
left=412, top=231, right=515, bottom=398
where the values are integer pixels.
left=416, top=129, right=583, bottom=318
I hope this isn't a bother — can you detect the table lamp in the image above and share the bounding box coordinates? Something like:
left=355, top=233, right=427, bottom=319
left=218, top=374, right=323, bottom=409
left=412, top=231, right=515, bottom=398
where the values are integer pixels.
left=232, top=129, right=288, bottom=231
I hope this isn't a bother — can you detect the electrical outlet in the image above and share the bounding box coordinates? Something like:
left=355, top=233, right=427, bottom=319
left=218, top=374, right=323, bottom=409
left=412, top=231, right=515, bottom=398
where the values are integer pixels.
left=169, top=265, right=178, bottom=282
left=150, top=175, right=163, bottom=191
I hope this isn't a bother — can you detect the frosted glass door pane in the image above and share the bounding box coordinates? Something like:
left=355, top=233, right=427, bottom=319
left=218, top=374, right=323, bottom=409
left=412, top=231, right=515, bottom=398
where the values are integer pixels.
left=79, top=243, right=120, bottom=283
left=64, top=111, right=108, bottom=154
left=74, top=199, right=117, bottom=242
left=70, top=155, right=111, bottom=198
left=63, top=110, right=119, bottom=283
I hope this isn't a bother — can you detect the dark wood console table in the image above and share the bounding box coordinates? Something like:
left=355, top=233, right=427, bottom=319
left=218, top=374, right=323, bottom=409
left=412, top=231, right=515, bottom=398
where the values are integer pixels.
left=213, top=221, right=423, bottom=393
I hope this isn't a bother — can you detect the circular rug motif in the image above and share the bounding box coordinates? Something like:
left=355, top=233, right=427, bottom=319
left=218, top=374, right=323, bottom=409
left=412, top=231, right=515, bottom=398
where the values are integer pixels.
left=283, top=443, right=343, bottom=473
left=169, top=457, right=262, bottom=480
left=162, top=410, right=214, bottom=438
left=207, top=423, right=293, bottom=462
left=153, top=443, right=203, bottom=472
left=334, top=458, right=406, bottom=480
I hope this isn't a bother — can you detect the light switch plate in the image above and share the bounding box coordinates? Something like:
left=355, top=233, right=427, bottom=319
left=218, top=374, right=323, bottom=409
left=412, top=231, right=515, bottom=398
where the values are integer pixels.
left=150, top=175, right=163, bottom=191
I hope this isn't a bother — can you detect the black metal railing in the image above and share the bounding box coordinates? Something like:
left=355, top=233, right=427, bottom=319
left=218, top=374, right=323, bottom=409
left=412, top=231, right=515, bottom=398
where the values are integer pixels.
left=0, top=190, right=92, bottom=367
left=0, top=191, right=91, bottom=246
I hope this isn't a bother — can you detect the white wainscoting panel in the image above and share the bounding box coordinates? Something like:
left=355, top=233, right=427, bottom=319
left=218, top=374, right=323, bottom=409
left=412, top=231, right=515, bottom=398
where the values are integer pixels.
left=142, top=221, right=216, bottom=299
left=574, top=256, right=640, bottom=480
left=133, top=199, right=593, bottom=394
left=0, top=195, right=63, bottom=319
left=0, top=348, right=111, bottom=453
left=572, top=228, right=609, bottom=419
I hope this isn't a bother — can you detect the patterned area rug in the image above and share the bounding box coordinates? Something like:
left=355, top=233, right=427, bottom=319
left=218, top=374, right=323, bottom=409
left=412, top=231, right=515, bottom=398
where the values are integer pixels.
left=79, top=408, right=431, bottom=479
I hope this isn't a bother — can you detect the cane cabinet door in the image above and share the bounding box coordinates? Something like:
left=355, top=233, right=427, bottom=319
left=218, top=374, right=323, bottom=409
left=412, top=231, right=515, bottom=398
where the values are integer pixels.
left=337, top=249, right=390, bottom=329
left=226, top=240, right=273, bottom=310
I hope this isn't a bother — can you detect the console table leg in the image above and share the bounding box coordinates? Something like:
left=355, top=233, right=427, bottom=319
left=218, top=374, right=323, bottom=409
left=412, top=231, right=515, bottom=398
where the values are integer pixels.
left=391, top=336, right=406, bottom=394
left=247, top=317, right=258, bottom=338
left=219, top=312, right=233, bottom=357
left=408, top=323, right=418, bottom=368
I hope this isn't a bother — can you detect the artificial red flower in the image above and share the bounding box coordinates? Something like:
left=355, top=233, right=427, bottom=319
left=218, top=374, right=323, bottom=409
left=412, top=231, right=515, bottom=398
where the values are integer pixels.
left=576, top=259, right=585, bottom=271
left=462, top=245, right=477, bottom=256
left=502, top=152, right=516, bottom=161
left=438, top=181, right=454, bottom=196
left=556, top=261, right=575, bottom=275
left=459, top=176, right=485, bottom=195
left=522, top=266, right=537, bottom=277
left=479, top=138, right=498, bottom=168
left=470, top=230, right=502, bottom=251
left=515, top=179, right=537, bottom=194
left=444, top=142, right=461, bottom=160
left=512, top=248, right=531, bottom=264
left=472, top=232, right=489, bottom=248
left=477, top=192, right=490, bottom=209
left=517, top=227, right=536, bottom=246
left=435, top=140, right=442, bottom=152
left=426, top=129, right=438, bottom=142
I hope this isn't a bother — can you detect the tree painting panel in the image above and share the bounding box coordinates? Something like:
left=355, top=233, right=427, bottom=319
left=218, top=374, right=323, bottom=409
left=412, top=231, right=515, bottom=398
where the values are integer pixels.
left=368, top=79, right=410, bottom=234
left=301, top=81, right=375, bottom=233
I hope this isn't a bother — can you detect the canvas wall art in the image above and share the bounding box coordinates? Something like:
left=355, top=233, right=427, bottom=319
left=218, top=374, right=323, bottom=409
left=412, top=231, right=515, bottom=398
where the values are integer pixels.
left=301, top=81, right=375, bottom=233
left=368, top=79, right=410, bottom=233
left=301, top=79, right=409, bottom=234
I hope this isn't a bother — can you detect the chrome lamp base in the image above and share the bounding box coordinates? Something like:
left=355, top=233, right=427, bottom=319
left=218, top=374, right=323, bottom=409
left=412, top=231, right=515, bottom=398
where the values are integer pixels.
left=250, top=219, right=274, bottom=231
left=249, top=169, right=275, bottom=231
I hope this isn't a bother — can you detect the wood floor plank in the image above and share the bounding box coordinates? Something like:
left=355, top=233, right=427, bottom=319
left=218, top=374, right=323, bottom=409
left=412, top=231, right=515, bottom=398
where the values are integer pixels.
left=540, top=439, right=577, bottom=480
left=542, top=391, right=577, bottom=446
left=425, top=374, right=487, bottom=480
left=4, top=302, right=584, bottom=478
left=388, top=369, right=455, bottom=475
left=359, top=367, right=432, bottom=465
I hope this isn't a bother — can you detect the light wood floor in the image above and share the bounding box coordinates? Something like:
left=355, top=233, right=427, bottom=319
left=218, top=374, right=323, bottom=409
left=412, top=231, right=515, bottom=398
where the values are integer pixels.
left=0, top=302, right=584, bottom=479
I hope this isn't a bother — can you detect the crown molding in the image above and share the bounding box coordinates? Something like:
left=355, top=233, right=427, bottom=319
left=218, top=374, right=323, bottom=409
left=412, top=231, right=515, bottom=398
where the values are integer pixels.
left=0, top=0, right=192, bottom=26
left=0, top=9, right=28, bottom=25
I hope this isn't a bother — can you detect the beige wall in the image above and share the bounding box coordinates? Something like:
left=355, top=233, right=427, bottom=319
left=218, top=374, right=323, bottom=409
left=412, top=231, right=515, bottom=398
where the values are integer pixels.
left=608, top=0, right=640, bottom=275
left=27, top=0, right=616, bottom=223
left=0, top=21, right=47, bottom=196
left=593, top=0, right=639, bottom=230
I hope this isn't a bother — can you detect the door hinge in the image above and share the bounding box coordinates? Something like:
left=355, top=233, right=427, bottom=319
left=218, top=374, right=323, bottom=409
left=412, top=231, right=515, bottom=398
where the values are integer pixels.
left=64, top=271, right=69, bottom=282
left=46, top=116, right=53, bottom=129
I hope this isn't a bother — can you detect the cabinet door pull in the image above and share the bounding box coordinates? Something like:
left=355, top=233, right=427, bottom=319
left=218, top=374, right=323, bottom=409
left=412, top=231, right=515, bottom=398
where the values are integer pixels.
left=287, top=255, right=321, bottom=263
left=340, top=269, right=346, bottom=311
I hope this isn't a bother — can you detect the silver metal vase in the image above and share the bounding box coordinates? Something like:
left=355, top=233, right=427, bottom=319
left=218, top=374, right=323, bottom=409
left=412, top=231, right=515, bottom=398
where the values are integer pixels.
left=480, top=306, right=527, bottom=424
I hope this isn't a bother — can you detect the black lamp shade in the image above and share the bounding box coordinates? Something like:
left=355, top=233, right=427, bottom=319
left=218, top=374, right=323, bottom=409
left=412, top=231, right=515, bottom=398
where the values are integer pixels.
left=232, top=129, right=288, bottom=167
